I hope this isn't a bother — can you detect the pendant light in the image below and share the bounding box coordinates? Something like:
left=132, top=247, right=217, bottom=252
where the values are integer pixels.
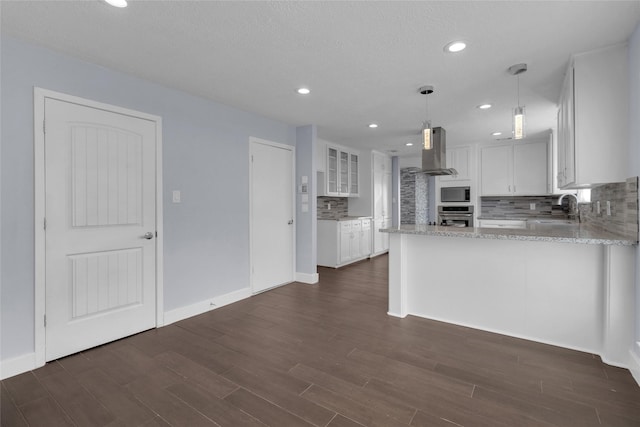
left=419, top=85, right=434, bottom=150
left=508, top=63, right=527, bottom=140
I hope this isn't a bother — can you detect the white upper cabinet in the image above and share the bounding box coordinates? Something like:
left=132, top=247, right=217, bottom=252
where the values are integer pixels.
left=372, top=152, right=391, bottom=219
left=326, top=146, right=339, bottom=195
left=512, top=141, right=549, bottom=195
left=440, top=146, right=471, bottom=182
left=350, top=153, right=359, bottom=196
left=339, top=150, right=349, bottom=194
left=480, top=144, right=512, bottom=195
left=480, top=140, right=550, bottom=196
left=557, top=44, right=628, bottom=188
left=318, top=143, right=360, bottom=197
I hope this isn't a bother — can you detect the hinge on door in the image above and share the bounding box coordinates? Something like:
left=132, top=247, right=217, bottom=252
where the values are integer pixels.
left=251, top=155, right=254, bottom=162
left=43, top=120, right=46, bottom=134
left=44, top=218, right=47, bottom=230
left=44, top=314, right=47, bottom=327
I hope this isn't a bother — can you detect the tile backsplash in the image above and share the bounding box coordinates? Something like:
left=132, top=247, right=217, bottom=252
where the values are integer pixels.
left=579, top=177, right=638, bottom=240
left=317, top=196, right=348, bottom=219
left=401, top=168, right=429, bottom=224
left=480, top=196, right=568, bottom=219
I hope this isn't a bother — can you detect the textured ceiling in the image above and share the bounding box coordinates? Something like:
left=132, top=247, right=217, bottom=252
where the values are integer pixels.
left=2, top=1, right=639, bottom=156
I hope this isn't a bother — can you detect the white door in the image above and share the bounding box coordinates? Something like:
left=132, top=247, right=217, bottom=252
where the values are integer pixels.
left=250, top=139, right=294, bottom=293
left=45, top=98, right=157, bottom=361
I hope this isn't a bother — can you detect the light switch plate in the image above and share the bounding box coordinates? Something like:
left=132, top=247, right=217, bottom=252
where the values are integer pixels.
left=172, top=190, right=181, bottom=203
left=606, top=201, right=611, bottom=216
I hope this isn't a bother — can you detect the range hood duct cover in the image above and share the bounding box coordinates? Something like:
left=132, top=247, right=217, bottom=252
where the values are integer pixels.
left=421, top=127, right=458, bottom=176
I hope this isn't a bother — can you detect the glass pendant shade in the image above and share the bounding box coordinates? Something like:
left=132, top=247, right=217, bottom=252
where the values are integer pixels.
left=508, top=63, right=527, bottom=141
left=422, top=122, right=432, bottom=150
left=513, top=106, right=525, bottom=140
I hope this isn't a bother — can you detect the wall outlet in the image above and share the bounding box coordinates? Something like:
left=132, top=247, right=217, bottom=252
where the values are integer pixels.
left=606, top=201, right=611, bottom=216
left=529, top=203, right=536, bottom=210
left=596, top=200, right=601, bottom=214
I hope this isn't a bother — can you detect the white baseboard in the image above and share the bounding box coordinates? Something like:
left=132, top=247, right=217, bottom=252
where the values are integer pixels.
left=163, top=287, right=252, bottom=326
left=630, top=342, right=640, bottom=387
left=387, top=311, right=407, bottom=318
left=0, top=352, right=37, bottom=380
left=0, top=287, right=253, bottom=379
left=295, top=272, right=319, bottom=284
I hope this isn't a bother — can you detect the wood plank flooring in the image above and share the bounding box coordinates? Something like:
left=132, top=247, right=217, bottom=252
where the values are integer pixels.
left=3, top=254, right=640, bottom=426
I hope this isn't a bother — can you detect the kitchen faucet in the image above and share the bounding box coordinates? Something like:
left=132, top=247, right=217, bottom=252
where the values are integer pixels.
left=556, top=193, right=578, bottom=205
left=557, top=193, right=580, bottom=221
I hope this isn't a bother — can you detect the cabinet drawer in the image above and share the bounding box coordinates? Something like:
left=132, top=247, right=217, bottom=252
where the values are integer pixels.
left=478, top=219, right=527, bottom=229
left=340, top=221, right=352, bottom=233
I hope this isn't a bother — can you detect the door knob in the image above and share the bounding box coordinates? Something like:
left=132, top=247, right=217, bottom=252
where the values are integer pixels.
left=288, top=220, right=294, bottom=225
left=142, top=232, right=154, bottom=240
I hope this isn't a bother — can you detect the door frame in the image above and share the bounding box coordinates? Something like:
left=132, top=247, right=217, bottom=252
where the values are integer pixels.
left=33, top=87, right=164, bottom=367
left=248, top=137, right=296, bottom=294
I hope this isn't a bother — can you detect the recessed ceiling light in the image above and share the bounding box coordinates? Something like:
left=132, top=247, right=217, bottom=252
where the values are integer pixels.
left=296, top=87, right=310, bottom=95
left=368, top=123, right=378, bottom=128
left=477, top=104, right=492, bottom=110
left=104, top=0, right=127, bottom=7
left=405, top=142, right=414, bottom=146
left=492, top=132, right=502, bottom=136
left=444, top=41, right=466, bottom=53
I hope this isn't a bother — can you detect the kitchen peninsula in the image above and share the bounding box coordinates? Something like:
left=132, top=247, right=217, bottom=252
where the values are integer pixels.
left=382, top=223, right=637, bottom=368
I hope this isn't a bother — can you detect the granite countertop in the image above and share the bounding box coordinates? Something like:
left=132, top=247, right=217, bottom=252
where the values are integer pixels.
left=319, top=216, right=373, bottom=221
left=476, top=216, right=575, bottom=222
left=381, top=224, right=637, bottom=246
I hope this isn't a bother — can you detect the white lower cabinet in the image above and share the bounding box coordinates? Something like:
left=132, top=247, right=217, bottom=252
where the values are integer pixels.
left=318, top=218, right=372, bottom=268
left=339, top=221, right=352, bottom=264
left=373, top=218, right=390, bottom=256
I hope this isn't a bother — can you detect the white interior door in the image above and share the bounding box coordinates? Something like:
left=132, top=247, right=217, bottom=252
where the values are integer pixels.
left=250, top=139, right=294, bottom=293
left=44, top=98, right=157, bottom=361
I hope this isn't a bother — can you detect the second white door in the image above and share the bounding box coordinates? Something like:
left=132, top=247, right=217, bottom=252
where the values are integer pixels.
left=250, top=139, right=294, bottom=293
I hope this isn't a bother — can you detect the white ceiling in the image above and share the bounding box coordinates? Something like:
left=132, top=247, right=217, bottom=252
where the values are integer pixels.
left=2, top=1, right=639, bottom=156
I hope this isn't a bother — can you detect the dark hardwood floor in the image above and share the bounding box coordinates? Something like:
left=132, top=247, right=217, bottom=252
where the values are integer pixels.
left=3, top=254, right=640, bottom=426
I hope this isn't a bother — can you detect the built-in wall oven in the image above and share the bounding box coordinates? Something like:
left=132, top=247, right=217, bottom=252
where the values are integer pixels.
left=441, top=186, right=470, bottom=203
left=438, top=205, right=474, bottom=227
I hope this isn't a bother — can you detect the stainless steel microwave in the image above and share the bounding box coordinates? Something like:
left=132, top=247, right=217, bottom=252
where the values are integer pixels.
left=441, top=186, right=470, bottom=202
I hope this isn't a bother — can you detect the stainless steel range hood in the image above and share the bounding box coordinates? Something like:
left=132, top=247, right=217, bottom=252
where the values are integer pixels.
left=421, top=127, right=458, bottom=176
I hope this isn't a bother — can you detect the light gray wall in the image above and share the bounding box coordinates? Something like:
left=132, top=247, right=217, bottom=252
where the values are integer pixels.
left=295, top=125, right=317, bottom=276
left=629, top=23, right=640, bottom=359
left=0, top=36, right=299, bottom=360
